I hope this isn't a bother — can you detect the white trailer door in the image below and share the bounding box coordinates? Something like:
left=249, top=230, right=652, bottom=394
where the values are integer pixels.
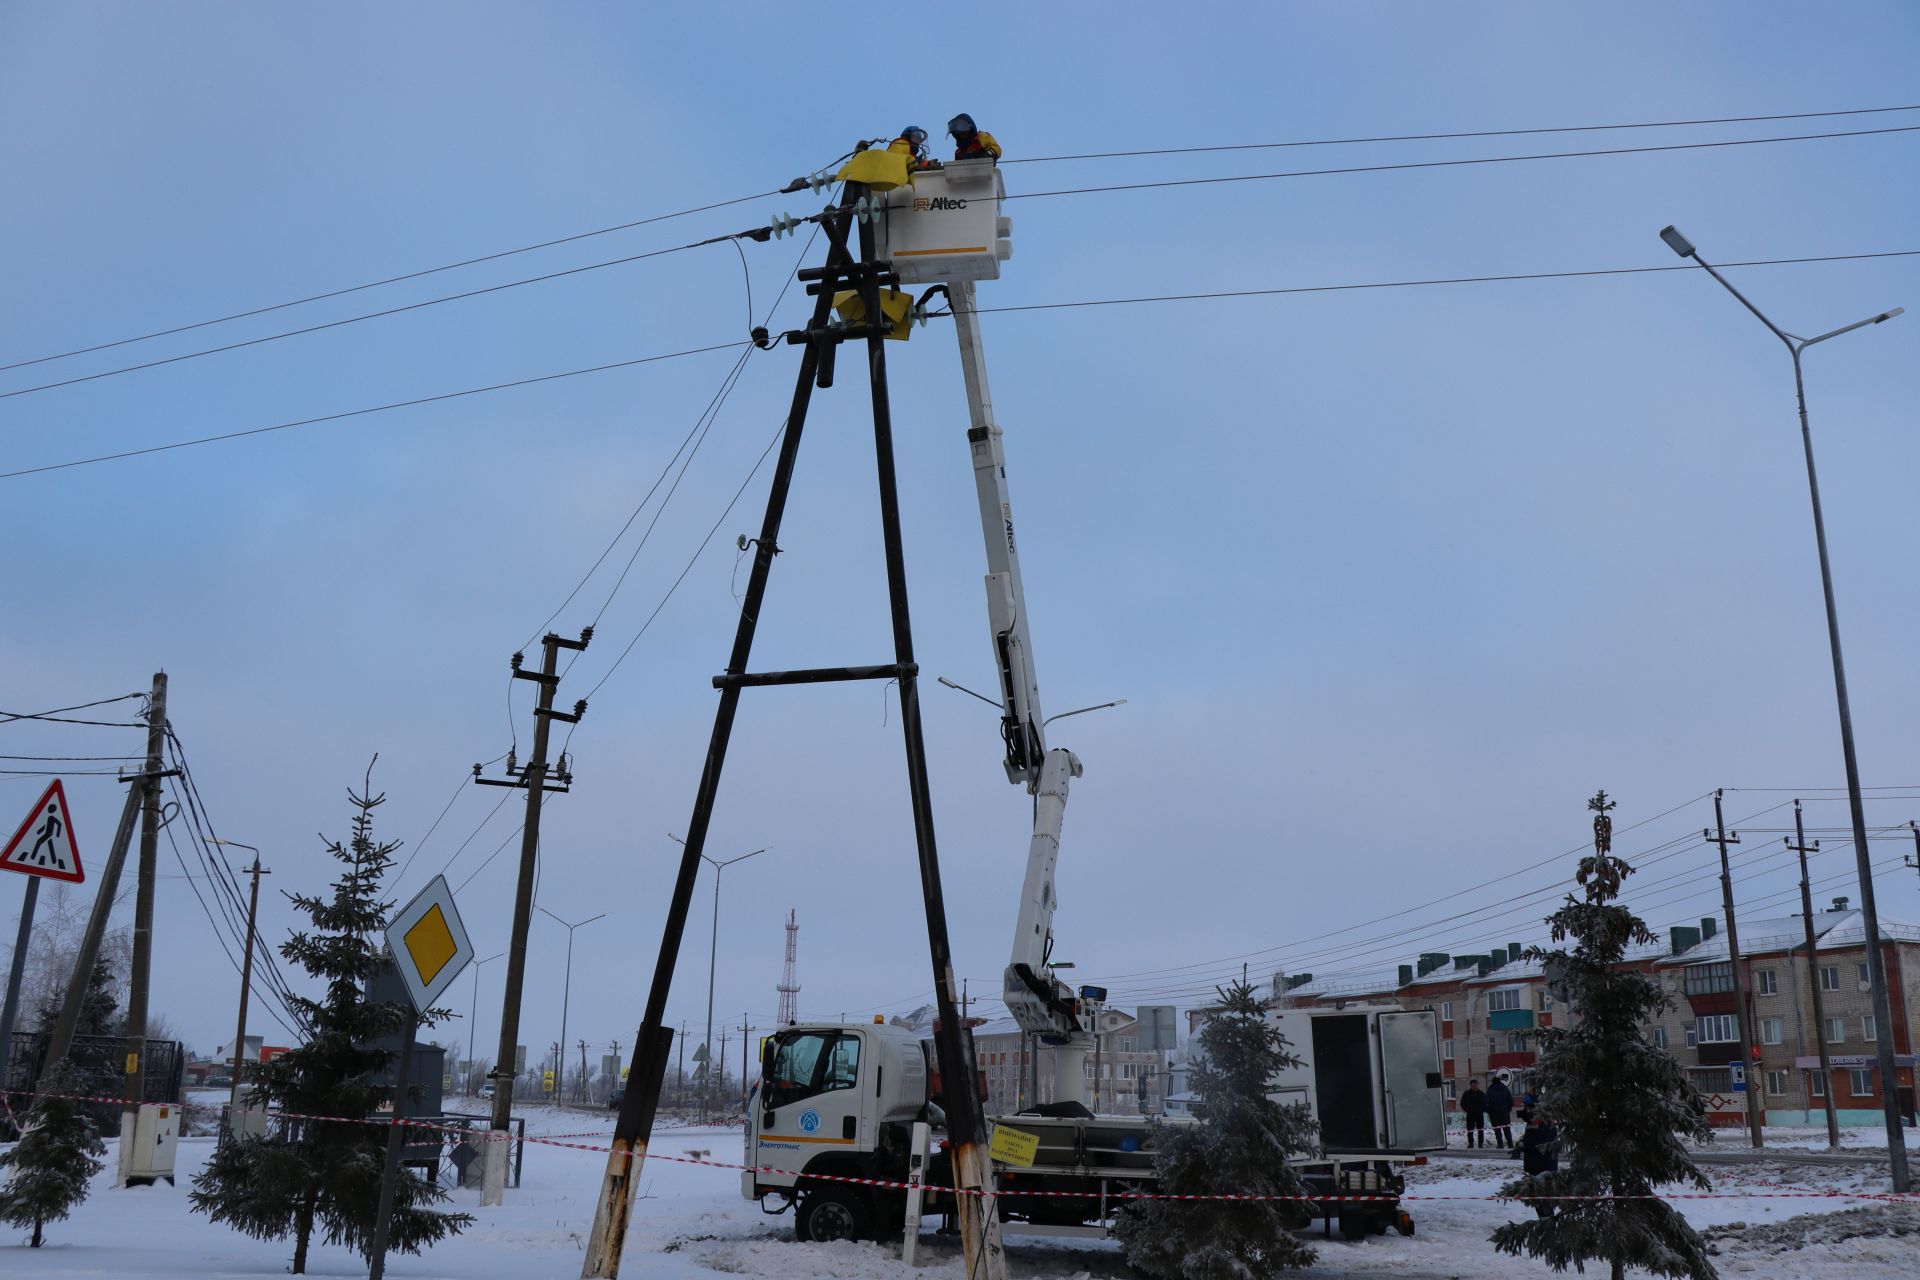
left=1376, top=1012, right=1445, bottom=1151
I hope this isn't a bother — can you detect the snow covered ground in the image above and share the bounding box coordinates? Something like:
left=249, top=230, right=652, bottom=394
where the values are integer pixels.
left=3, top=1105, right=1914, bottom=1278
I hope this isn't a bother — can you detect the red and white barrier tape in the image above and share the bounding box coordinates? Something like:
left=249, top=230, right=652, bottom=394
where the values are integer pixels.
left=7, top=1086, right=1916, bottom=1205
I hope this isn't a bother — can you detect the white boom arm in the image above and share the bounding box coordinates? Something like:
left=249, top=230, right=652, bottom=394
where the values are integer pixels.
left=950, top=280, right=1091, bottom=1081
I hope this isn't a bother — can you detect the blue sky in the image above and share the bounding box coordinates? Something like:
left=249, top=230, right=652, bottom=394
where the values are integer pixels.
left=3, top=3, right=1917, bottom=1067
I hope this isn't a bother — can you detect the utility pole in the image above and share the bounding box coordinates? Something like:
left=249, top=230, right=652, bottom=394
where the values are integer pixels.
left=36, top=786, right=140, bottom=1084
left=1705, top=788, right=1763, bottom=1149
left=211, top=840, right=267, bottom=1124
left=676, top=1021, right=685, bottom=1112
left=583, top=179, right=1005, bottom=1280
left=1907, top=820, right=1919, bottom=888
left=741, top=1013, right=750, bottom=1116
left=1788, top=801, right=1840, bottom=1148
left=118, top=671, right=168, bottom=1186
left=474, top=627, right=588, bottom=1204
left=717, top=1029, right=728, bottom=1118
left=578, top=1039, right=588, bottom=1106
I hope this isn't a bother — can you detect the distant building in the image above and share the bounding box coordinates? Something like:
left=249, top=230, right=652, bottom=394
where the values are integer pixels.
left=970, top=1009, right=1164, bottom=1116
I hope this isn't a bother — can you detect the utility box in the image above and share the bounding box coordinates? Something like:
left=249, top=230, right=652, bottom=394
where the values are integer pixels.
left=875, top=158, right=1011, bottom=284
left=127, top=1102, right=180, bottom=1186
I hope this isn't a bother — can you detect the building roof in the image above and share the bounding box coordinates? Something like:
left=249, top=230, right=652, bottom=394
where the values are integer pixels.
left=1657, top=910, right=1920, bottom=967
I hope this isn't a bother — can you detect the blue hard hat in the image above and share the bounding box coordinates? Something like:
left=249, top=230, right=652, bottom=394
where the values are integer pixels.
left=903, top=126, right=928, bottom=145
left=948, top=113, right=977, bottom=137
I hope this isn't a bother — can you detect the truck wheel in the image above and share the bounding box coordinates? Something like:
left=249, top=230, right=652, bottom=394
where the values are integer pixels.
left=1338, top=1211, right=1372, bottom=1241
left=797, top=1187, right=871, bottom=1243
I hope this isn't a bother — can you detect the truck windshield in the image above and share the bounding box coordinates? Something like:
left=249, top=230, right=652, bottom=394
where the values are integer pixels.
left=765, top=1031, right=861, bottom=1108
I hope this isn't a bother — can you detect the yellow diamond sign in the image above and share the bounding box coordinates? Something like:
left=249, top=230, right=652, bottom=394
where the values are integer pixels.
left=384, top=875, right=474, bottom=1010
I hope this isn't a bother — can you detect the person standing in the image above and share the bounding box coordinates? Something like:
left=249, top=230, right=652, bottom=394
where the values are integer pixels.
left=1459, top=1077, right=1487, bottom=1149
left=1515, top=1113, right=1561, bottom=1218
left=947, top=113, right=1002, bottom=161
left=1487, top=1073, right=1515, bottom=1148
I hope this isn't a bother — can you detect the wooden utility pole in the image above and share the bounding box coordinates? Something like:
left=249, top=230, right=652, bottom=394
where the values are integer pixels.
left=1789, top=801, right=1840, bottom=1148
left=1705, top=788, right=1763, bottom=1149
left=475, top=628, right=589, bottom=1204
left=118, top=672, right=168, bottom=1186
left=224, top=847, right=268, bottom=1123
left=37, top=786, right=140, bottom=1084
left=740, top=1013, right=750, bottom=1115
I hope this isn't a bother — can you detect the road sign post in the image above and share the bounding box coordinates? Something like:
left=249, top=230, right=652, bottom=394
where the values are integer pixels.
left=370, top=876, right=473, bottom=1280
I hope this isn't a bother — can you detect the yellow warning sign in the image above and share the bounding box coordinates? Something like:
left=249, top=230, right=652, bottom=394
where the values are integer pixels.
left=988, top=1124, right=1039, bottom=1168
left=403, top=904, right=458, bottom=986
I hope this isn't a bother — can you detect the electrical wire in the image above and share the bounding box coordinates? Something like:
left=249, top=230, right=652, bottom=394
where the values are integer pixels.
left=0, top=339, right=750, bottom=481
left=0, top=693, right=148, bottom=725
left=0, top=188, right=783, bottom=375
left=1002, top=125, right=1920, bottom=203
left=454, top=823, right=529, bottom=894
left=0, top=234, right=752, bottom=402
left=1002, top=104, right=1920, bottom=164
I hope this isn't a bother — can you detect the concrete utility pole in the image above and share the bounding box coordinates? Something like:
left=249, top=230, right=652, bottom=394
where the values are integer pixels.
left=741, top=1013, right=750, bottom=1115
left=1788, top=801, right=1841, bottom=1149
left=1705, top=789, right=1764, bottom=1150
left=475, top=627, right=590, bottom=1204
left=211, top=839, right=267, bottom=1124
left=118, top=671, right=168, bottom=1186
left=37, top=786, right=140, bottom=1086
left=579, top=1039, right=588, bottom=1106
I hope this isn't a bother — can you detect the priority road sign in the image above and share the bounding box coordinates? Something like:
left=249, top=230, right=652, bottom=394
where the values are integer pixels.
left=0, top=780, right=84, bottom=883
left=383, top=875, right=474, bottom=1011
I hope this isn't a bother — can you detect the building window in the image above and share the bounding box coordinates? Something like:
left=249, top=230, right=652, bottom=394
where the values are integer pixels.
left=1489, top=1038, right=1498, bottom=1058
left=1651, top=1027, right=1668, bottom=1050
left=1826, top=1017, right=1846, bottom=1044
left=1863, top=1015, right=1877, bottom=1042
left=1696, top=1014, right=1739, bottom=1044
left=1756, top=969, right=1778, bottom=996
left=1821, top=966, right=1841, bottom=992
left=1760, top=1018, right=1783, bottom=1045
left=1810, top=1071, right=1826, bottom=1097
left=1443, top=1038, right=1455, bottom=1061
left=1443, top=1080, right=1456, bottom=1101
left=1765, top=1070, right=1788, bottom=1097
left=1857, top=963, right=1871, bottom=985
left=1849, top=1068, right=1874, bottom=1098
left=1507, top=1032, right=1529, bottom=1053
left=1684, top=1023, right=1696, bottom=1049
left=1488, top=988, right=1524, bottom=1012
left=1683, top=963, right=1734, bottom=996
left=1441, top=1001, right=1454, bottom=1021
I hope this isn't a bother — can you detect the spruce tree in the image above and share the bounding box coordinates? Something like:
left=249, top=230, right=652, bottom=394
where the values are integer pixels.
left=188, top=771, right=471, bottom=1273
left=0, top=1060, right=106, bottom=1247
left=1491, top=791, right=1717, bottom=1280
left=1115, top=980, right=1318, bottom=1279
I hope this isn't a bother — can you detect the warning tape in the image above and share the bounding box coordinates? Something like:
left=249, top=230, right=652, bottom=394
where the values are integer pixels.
left=7, top=1086, right=1917, bottom=1205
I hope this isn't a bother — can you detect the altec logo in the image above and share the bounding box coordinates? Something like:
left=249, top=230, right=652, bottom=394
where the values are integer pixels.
left=911, top=196, right=968, bottom=212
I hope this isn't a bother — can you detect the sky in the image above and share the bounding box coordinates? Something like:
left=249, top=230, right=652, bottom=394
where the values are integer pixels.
left=2, top=3, right=1918, bottom=1075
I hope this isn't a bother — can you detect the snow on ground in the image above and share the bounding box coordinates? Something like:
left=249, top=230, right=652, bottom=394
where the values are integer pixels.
left=2, top=1115, right=1914, bottom=1279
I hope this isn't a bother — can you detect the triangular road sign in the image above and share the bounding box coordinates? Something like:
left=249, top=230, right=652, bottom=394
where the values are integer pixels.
left=1, top=779, right=85, bottom=883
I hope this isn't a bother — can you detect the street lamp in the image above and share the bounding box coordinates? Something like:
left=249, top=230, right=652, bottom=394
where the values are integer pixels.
left=535, top=908, right=605, bottom=1104
left=1659, top=224, right=1909, bottom=1192
left=467, top=952, right=504, bottom=1093
left=670, top=833, right=770, bottom=1122
left=209, top=838, right=266, bottom=1124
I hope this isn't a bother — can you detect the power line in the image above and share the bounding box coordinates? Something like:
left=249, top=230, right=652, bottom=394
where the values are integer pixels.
left=0, top=233, right=751, bottom=402
left=956, top=252, right=1920, bottom=320
left=0, top=189, right=782, bottom=375
left=1003, top=124, right=1920, bottom=203
left=1003, top=104, right=1920, bottom=164
left=0, top=339, right=749, bottom=481
left=0, top=693, right=147, bottom=724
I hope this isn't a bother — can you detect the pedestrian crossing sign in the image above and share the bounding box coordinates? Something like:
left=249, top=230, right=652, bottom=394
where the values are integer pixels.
left=1, top=779, right=85, bottom=883
left=383, top=874, right=474, bottom=1011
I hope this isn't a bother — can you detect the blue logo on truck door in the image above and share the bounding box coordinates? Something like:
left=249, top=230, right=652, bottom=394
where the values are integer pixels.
left=799, top=1109, right=821, bottom=1134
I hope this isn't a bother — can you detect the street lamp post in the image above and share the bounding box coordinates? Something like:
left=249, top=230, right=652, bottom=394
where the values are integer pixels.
left=670, top=834, right=769, bottom=1122
left=536, top=908, right=606, bottom=1105
left=209, top=838, right=266, bottom=1125
left=468, top=952, right=504, bottom=1093
left=1659, top=224, right=1908, bottom=1192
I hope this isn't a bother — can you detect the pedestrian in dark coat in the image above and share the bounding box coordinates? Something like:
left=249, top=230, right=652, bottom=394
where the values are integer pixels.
left=1486, top=1074, right=1515, bottom=1148
left=1459, top=1078, right=1488, bottom=1148
left=1514, top=1114, right=1560, bottom=1218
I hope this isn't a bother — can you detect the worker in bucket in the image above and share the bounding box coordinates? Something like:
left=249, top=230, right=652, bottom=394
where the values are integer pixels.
left=890, top=124, right=931, bottom=168
left=948, top=112, right=1002, bottom=161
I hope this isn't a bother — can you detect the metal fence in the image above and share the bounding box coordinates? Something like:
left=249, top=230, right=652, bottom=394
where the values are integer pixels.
left=3, top=1030, right=184, bottom=1138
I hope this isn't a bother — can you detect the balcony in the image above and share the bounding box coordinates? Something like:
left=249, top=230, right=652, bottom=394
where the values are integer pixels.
left=1488, top=1009, right=1535, bottom=1032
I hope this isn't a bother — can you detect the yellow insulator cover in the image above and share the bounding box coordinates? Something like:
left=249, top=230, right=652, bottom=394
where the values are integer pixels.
left=838, top=148, right=910, bottom=191
left=832, top=288, right=913, bottom=341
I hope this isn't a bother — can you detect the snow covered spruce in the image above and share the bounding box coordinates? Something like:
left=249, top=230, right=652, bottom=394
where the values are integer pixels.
left=1114, top=978, right=1320, bottom=1279
left=187, top=769, right=472, bottom=1273
left=1490, top=792, right=1718, bottom=1280
left=0, top=1061, right=107, bottom=1249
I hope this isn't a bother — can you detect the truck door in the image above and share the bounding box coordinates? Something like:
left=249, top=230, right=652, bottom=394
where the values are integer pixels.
left=1376, top=1011, right=1445, bottom=1151
left=757, top=1029, right=867, bottom=1180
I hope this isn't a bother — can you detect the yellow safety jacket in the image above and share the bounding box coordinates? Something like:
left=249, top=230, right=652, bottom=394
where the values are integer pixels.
left=954, top=130, right=1002, bottom=161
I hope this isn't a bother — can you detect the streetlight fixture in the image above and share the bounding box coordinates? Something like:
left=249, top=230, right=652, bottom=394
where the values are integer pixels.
left=1659, top=224, right=1909, bottom=1192
left=669, top=833, right=770, bottom=1123
left=209, top=838, right=267, bottom=1125
left=467, top=952, right=504, bottom=1094
left=535, top=908, right=606, bottom=1104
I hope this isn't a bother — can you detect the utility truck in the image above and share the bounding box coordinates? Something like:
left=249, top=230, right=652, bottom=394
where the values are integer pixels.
left=741, top=154, right=1445, bottom=1245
